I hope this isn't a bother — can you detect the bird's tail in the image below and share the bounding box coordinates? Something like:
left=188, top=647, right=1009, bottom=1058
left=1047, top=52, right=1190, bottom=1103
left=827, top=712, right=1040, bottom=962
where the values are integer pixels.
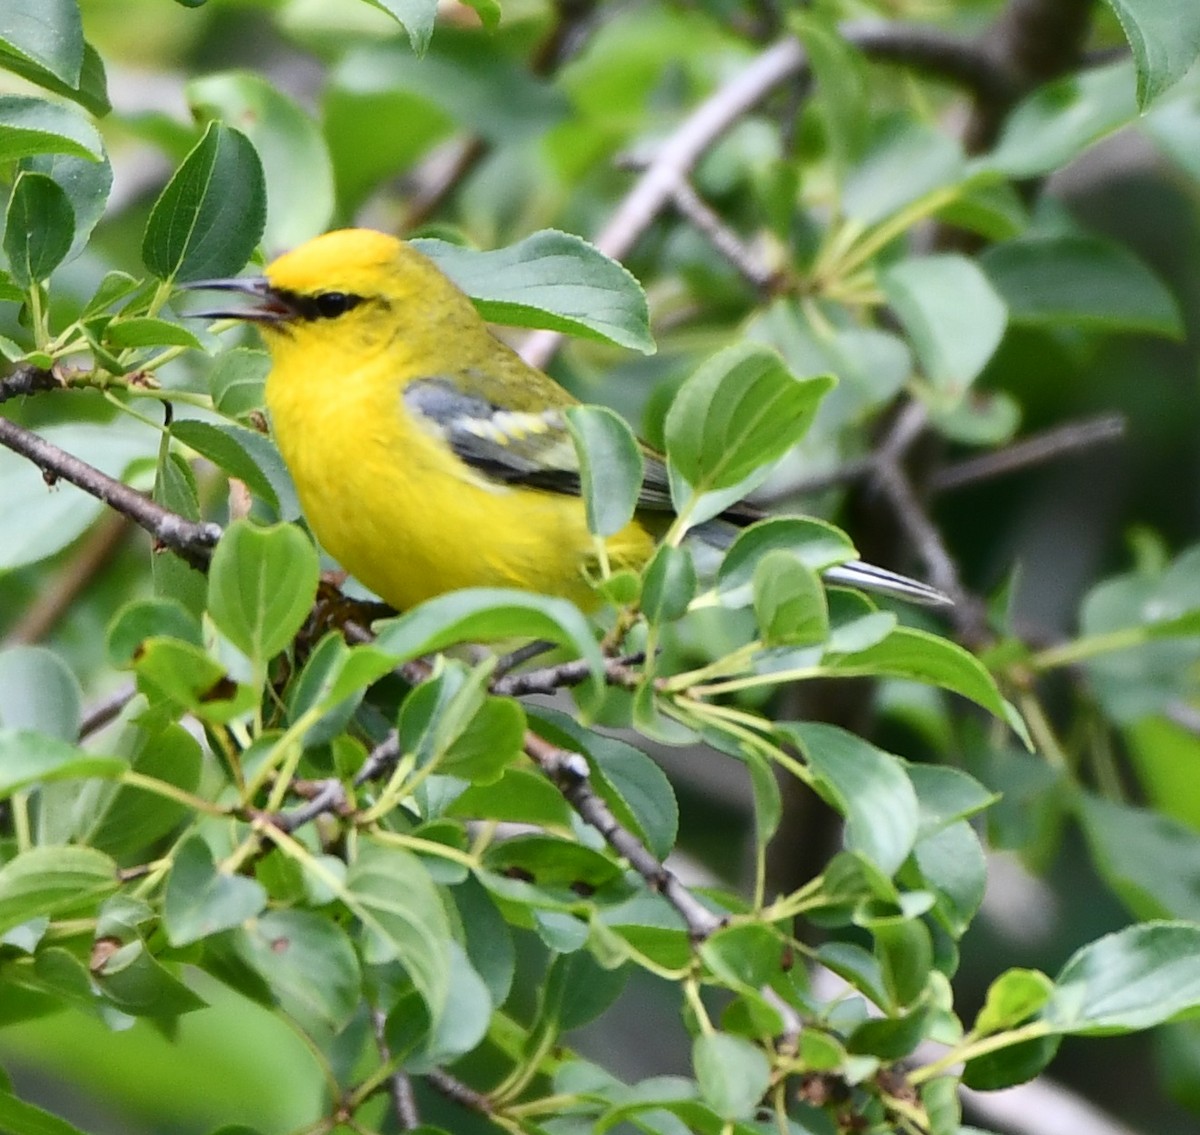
left=821, top=559, right=952, bottom=607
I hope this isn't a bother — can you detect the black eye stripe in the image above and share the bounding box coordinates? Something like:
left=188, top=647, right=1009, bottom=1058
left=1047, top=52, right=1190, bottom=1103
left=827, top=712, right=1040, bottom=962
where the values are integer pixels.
left=276, top=289, right=365, bottom=320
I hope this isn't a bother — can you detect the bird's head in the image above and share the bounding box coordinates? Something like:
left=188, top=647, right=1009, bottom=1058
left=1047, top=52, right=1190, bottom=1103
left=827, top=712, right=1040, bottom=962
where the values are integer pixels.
left=183, top=228, right=480, bottom=364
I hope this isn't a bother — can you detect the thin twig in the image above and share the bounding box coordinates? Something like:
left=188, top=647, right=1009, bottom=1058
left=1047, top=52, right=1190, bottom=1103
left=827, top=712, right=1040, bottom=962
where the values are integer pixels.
left=372, top=1008, right=421, bottom=1130
left=491, top=653, right=645, bottom=698
left=426, top=1069, right=494, bottom=1115
left=78, top=684, right=136, bottom=739
left=667, top=178, right=779, bottom=292
left=931, top=414, right=1125, bottom=493
left=520, top=35, right=807, bottom=368
left=524, top=730, right=724, bottom=941
left=355, top=731, right=403, bottom=787
left=0, top=417, right=220, bottom=570
left=272, top=778, right=350, bottom=833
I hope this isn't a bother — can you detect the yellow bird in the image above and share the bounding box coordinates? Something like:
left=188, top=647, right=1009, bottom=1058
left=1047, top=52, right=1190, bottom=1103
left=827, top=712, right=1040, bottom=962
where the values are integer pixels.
left=188, top=229, right=947, bottom=613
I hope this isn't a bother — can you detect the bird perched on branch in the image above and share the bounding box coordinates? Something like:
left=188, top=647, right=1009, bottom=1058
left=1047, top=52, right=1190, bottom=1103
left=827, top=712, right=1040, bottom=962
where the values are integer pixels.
left=188, top=229, right=948, bottom=613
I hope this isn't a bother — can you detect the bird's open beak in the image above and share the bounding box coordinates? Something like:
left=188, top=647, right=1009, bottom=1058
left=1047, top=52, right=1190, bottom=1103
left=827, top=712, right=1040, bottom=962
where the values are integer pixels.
left=179, top=277, right=296, bottom=323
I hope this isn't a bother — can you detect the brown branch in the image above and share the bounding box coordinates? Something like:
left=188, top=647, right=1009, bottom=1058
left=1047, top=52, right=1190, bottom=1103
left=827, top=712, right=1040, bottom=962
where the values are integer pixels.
left=0, top=364, right=60, bottom=403
left=7, top=512, right=130, bottom=645
left=931, top=414, right=1126, bottom=493
left=524, top=730, right=724, bottom=941
left=79, top=683, right=136, bottom=739
left=0, top=416, right=221, bottom=570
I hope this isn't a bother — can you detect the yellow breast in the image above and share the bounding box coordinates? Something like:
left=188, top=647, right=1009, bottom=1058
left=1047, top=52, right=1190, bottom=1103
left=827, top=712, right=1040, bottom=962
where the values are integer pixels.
left=264, top=350, right=653, bottom=612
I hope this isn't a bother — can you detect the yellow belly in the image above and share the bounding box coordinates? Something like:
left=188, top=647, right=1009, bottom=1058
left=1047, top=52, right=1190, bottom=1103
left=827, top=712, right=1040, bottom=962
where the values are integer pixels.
left=266, top=360, right=654, bottom=612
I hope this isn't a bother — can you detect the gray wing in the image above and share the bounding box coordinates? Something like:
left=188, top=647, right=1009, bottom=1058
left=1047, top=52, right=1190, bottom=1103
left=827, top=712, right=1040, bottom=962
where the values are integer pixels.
left=404, top=376, right=680, bottom=510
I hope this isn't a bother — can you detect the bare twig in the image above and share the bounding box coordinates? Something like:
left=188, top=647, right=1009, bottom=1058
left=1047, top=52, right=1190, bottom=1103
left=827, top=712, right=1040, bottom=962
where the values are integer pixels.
left=931, top=414, right=1125, bottom=493
left=667, top=178, right=779, bottom=292
left=78, top=683, right=136, bottom=739
left=372, top=1008, right=421, bottom=1130
left=491, top=652, right=644, bottom=698
left=272, top=778, right=350, bottom=833
left=355, top=731, right=403, bottom=787
left=520, top=35, right=807, bottom=368
left=524, top=730, right=724, bottom=941
left=426, top=1068, right=494, bottom=1115
left=0, top=417, right=220, bottom=570
left=0, top=364, right=61, bottom=404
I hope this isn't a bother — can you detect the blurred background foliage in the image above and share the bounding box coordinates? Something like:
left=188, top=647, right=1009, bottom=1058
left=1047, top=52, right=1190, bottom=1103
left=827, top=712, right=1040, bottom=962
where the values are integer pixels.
left=5, top=1, right=1200, bottom=1134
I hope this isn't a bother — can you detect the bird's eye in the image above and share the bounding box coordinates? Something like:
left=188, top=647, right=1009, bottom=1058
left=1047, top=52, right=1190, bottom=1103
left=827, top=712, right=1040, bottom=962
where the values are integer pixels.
left=313, top=291, right=361, bottom=319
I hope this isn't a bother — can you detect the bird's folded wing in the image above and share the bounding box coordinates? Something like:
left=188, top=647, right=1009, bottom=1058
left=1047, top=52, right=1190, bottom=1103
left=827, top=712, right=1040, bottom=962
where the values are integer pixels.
left=404, top=376, right=678, bottom=510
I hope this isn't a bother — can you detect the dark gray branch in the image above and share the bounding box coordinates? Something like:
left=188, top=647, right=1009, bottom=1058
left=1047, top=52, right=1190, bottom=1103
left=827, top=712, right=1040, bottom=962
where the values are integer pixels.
left=0, top=416, right=220, bottom=571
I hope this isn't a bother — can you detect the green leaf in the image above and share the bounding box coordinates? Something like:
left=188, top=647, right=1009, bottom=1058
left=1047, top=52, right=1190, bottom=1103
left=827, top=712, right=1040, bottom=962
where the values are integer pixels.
left=0, top=0, right=83, bottom=86
left=237, top=909, right=362, bottom=1034
left=0, top=645, right=81, bottom=739
left=133, top=637, right=256, bottom=723
left=842, top=118, right=965, bottom=226
left=911, top=820, right=987, bottom=939
left=665, top=343, right=834, bottom=502
left=142, top=121, right=266, bottom=282
left=779, top=722, right=919, bottom=877
left=415, top=230, right=653, bottom=353
left=187, top=72, right=335, bottom=251
left=0, top=95, right=102, bottom=163
left=980, top=62, right=1138, bottom=179
left=64, top=719, right=202, bottom=859
left=753, top=550, right=828, bottom=647
left=974, top=969, right=1054, bottom=1035
left=92, top=939, right=207, bottom=1017
left=717, top=517, right=857, bottom=607
left=640, top=544, right=697, bottom=624
left=1076, top=544, right=1200, bottom=721
left=374, top=589, right=604, bottom=702
left=0, top=41, right=109, bottom=116
left=564, top=405, right=644, bottom=538
left=207, top=520, right=320, bottom=666
left=904, top=763, right=998, bottom=838
left=982, top=234, right=1182, bottom=338
left=363, top=0, right=438, bottom=53
left=4, top=170, right=74, bottom=287
left=692, top=1032, right=770, bottom=1119
left=208, top=348, right=269, bottom=419
left=22, top=151, right=113, bottom=261
left=104, top=317, right=203, bottom=351
left=172, top=420, right=285, bottom=513
left=480, top=834, right=630, bottom=910
left=825, top=626, right=1028, bottom=743
left=0, top=846, right=117, bottom=937
left=880, top=254, right=1007, bottom=397
left=344, top=844, right=450, bottom=1024
left=1046, top=922, right=1200, bottom=1033
left=532, top=711, right=679, bottom=861
left=0, top=1089, right=90, bottom=1135
left=0, top=731, right=122, bottom=798
left=1076, top=793, right=1200, bottom=921
left=399, top=660, right=523, bottom=783
left=107, top=597, right=203, bottom=668
left=1103, top=0, right=1200, bottom=106
left=793, top=11, right=868, bottom=174
left=163, top=836, right=267, bottom=947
